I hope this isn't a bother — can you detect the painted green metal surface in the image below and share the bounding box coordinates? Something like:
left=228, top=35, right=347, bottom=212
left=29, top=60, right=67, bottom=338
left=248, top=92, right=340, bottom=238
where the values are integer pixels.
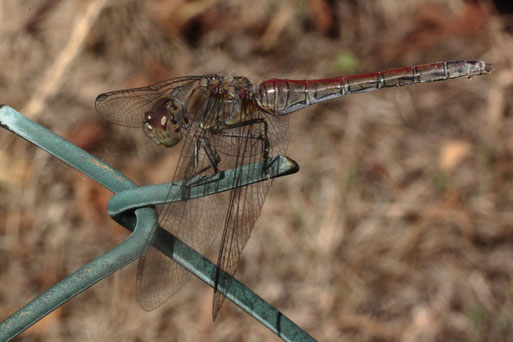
left=108, top=155, right=298, bottom=226
left=0, top=106, right=315, bottom=341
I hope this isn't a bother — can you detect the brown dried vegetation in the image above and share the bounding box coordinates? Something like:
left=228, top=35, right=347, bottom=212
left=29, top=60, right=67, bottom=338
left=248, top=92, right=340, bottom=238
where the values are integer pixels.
left=0, top=0, right=511, bottom=341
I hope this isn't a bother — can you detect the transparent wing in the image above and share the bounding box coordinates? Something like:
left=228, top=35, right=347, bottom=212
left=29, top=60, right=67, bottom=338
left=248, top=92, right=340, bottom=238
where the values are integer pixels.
left=137, top=195, right=230, bottom=310
left=136, top=120, right=230, bottom=310
left=209, top=101, right=289, bottom=319
left=95, top=76, right=203, bottom=127
left=136, top=93, right=289, bottom=314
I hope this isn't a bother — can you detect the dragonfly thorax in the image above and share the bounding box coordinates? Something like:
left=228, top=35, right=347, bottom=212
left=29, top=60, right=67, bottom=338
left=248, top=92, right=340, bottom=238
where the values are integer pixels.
left=184, top=75, right=256, bottom=130
left=143, top=97, right=183, bottom=147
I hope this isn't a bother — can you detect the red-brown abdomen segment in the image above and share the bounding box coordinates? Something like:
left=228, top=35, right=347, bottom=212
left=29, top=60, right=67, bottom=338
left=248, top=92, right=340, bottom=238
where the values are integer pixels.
left=256, top=60, right=493, bottom=115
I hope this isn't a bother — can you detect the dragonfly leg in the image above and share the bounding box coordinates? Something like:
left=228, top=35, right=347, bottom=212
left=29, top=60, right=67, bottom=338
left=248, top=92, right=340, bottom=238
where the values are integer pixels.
left=186, top=138, right=222, bottom=176
left=200, top=137, right=221, bottom=174
left=180, top=138, right=224, bottom=200
left=180, top=117, right=271, bottom=200
left=214, top=118, right=270, bottom=170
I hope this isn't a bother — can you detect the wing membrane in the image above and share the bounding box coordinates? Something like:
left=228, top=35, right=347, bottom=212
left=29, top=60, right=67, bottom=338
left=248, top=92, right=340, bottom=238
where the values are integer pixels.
left=96, top=75, right=289, bottom=317
left=95, top=76, right=202, bottom=127
left=137, top=87, right=288, bottom=315
left=209, top=101, right=289, bottom=318
left=136, top=120, right=230, bottom=310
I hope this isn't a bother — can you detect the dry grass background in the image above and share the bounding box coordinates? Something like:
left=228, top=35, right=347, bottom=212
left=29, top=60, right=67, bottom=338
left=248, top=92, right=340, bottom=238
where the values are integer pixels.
left=0, top=0, right=511, bottom=341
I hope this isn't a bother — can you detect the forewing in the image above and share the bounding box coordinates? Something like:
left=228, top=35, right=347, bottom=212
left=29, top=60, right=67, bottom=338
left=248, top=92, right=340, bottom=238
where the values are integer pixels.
left=136, top=93, right=233, bottom=310
left=211, top=102, right=289, bottom=319
left=95, top=76, right=202, bottom=127
left=136, top=88, right=289, bottom=315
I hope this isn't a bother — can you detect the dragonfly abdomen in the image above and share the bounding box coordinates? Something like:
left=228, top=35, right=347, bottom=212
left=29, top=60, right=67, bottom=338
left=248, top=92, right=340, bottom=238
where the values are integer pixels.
left=256, top=60, right=493, bottom=115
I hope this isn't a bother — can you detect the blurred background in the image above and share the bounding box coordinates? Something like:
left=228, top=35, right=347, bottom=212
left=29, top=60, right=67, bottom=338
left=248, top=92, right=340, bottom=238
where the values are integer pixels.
left=0, top=0, right=511, bottom=340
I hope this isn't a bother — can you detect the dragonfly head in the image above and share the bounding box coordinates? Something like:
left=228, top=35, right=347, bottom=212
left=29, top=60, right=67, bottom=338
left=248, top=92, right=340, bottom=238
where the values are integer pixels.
left=143, top=98, right=182, bottom=148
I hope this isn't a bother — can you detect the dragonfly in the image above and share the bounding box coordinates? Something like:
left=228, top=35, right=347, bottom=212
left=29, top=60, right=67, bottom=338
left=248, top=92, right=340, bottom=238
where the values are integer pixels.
left=95, top=59, right=493, bottom=320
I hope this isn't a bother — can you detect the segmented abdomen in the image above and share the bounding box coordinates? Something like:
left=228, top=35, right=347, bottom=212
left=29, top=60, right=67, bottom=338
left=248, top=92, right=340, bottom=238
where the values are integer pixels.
left=255, top=60, right=493, bottom=115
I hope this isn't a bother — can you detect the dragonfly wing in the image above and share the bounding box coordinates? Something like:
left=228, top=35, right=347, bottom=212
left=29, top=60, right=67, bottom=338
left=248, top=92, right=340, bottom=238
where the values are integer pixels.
left=136, top=123, right=230, bottom=310
left=137, top=88, right=289, bottom=315
left=209, top=103, right=289, bottom=319
left=211, top=182, right=263, bottom=319
left=95, top=76, right=203, bottom=127
left=137, top=195, right=231, bottom=310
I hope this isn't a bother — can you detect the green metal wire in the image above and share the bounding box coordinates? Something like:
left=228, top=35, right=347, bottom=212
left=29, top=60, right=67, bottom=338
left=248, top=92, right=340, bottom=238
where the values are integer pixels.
left=0, top=106, right=315, bottom=342
left=108, top=155, right=298, bottom=224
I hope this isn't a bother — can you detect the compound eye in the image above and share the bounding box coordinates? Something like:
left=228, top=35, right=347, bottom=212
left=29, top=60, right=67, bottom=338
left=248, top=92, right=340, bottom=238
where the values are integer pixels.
left=142, top=98, right=182, bottom=148
left=146, top=110, right=168, bottom=130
